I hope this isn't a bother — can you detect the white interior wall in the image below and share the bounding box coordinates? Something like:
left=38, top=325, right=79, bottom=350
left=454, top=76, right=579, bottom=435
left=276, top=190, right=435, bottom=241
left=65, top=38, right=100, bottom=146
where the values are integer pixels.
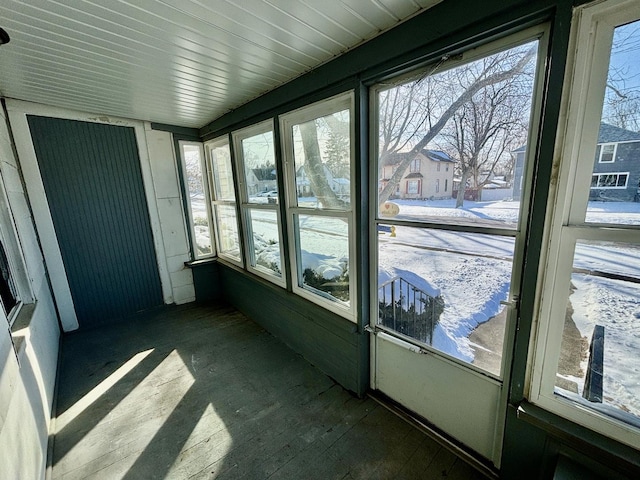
left=0, top=103, right=60, bottom=480
left=144, top=124, right=195, bottom=305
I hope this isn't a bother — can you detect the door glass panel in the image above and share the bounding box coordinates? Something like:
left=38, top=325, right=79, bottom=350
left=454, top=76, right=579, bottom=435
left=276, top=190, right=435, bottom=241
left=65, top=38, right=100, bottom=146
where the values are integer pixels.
left=376, top=40, right=539, bottom=229
left=296, top=214, right=350, bottom=305
left=555, top=240, right=640, bottom=427
left=241, top=131, right=278, bottom=203
left=377, top=227, right=515, bottom=376
left=586, top=19, right=640, bottom=226
left=291, top=110, right=351, bottom=209
left=214, top=204, right=241, bottom=260
left=246, top=208, right=281, bottom=277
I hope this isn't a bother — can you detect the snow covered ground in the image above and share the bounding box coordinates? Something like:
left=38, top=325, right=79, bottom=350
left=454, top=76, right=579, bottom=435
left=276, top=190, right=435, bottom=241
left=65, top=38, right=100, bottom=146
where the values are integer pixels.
left=378, top=228, right=514, bottom=371
left=190, top=194, right=640, bottom=417
left=386, top=199, right=640, bottom=418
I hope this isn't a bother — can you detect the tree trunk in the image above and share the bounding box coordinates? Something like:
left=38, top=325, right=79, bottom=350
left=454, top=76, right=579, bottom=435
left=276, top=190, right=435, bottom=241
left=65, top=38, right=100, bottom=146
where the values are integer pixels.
left=456, top=169, right=471, bottom=208
left=299, top=121, right=345, bottom=209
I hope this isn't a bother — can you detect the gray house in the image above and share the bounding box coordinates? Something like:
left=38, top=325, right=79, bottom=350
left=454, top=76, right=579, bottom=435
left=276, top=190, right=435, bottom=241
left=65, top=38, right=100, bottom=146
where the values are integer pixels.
left=512, top=122, right=640, bottom=202
left=591, top=123, right=640, bottom=201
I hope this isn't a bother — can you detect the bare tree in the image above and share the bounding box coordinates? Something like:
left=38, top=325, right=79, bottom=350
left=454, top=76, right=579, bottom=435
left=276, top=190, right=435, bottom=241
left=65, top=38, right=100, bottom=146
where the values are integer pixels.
left=605, top=70, right=640, bottom=132
left=439, top=78, right=530, bottom=207
left=603, top=22, right=640, bottom=131
left=376, top=44, right=537, bottom=206
left=184, top=148, right=204, bottom=198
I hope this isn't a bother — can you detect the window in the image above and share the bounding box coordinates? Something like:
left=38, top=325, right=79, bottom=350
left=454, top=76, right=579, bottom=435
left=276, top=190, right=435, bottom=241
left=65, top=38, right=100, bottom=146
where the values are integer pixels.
left=206, top=137, right=242, bottom=265
left=373, top=28, right=544, bottom=376
left=530, top=0, right=640, bottom=449
left=232, top=121, right=285, bottom=283
left=445, top=179, right=448, bottom=192
left=407, top=179, right=419, bottom=194
left=598, top=143, right=617, bottom=163
left=437, top=163, right=441, bottom=172
left=410, top=158, right=420, bottom=173
left=280, top=93, right=355, bottom=320
left=179, top=142, right=215, bottom=259
left=591, top=172, right=629, bottom=189
left=0, top=240, right=17, bottom=317
left=0, top=182, right=32, bottom=327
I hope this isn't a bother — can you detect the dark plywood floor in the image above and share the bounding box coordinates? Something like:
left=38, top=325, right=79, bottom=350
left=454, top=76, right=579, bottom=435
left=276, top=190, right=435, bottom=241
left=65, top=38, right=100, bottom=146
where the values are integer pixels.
left=51, top=303, right=487, bottom=480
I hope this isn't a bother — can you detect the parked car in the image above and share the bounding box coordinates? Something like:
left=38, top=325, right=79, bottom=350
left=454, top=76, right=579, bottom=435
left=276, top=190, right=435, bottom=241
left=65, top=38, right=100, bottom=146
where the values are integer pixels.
left=256, top=190, right=278, bottom=197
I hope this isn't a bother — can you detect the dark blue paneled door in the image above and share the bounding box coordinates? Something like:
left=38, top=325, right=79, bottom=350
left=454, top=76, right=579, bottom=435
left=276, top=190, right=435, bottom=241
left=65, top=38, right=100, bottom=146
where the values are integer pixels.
left=27, top=116, right=163, bottom=328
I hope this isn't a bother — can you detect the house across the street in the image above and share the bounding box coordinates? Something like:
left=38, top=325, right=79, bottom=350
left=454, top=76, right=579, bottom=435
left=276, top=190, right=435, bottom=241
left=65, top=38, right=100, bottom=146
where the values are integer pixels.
left=591, top=123, right=640, bottom=202
left=380, top=149, right=455, bottom=200
left=512, top=122, right=640, bottom=202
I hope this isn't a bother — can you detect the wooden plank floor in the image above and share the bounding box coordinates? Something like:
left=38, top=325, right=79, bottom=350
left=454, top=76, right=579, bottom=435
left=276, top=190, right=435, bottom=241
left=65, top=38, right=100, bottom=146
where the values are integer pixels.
left=50, top=303, right=488, bottom=480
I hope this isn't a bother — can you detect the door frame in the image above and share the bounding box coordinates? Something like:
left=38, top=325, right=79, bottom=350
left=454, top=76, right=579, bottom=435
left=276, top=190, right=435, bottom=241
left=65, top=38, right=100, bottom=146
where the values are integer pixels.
left=6, top=99, right=172, bottom=331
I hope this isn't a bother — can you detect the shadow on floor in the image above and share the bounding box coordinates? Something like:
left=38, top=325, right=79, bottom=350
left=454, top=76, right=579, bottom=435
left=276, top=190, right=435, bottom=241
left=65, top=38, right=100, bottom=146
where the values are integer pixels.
left=51, top=302, right=486, bottom=479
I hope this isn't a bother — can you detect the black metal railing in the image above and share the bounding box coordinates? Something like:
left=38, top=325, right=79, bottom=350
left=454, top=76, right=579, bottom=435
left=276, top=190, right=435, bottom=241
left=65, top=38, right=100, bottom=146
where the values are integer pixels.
left=378, top=276, right=443, bottom=345
left=583, top=324, right=605, bottom=403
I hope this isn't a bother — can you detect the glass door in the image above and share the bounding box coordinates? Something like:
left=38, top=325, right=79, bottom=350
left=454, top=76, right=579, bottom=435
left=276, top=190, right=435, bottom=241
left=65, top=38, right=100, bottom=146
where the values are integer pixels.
left=370, top=26, right=547, bottom=465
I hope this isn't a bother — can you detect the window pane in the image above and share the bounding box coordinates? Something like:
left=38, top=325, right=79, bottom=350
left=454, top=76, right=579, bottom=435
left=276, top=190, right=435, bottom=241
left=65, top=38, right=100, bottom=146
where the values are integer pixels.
left=0, top=241, right=17, bottom=316
left=296, top=214, right=349, bottom=305
left=587, top=20, right=640, bottom=225
left=599, top=144, right=616, bottom=163
left=247, top=208, right=281, bottom=277
left=618, top=174, right=628, bottom=187
left=292, top=109, right=351, bottom=209
left=210, top=142, right=235, bottom=201
left=378, top=227, right=515, bottom=376
left=214, top=205, right=241, bottom=260
left=555, top=240, right=640, bottom=427
left=377, top=41, right=539, bottom=229
left=241, top=131, right=278, bottom=204
left=182, top=144, right=213, bottom=257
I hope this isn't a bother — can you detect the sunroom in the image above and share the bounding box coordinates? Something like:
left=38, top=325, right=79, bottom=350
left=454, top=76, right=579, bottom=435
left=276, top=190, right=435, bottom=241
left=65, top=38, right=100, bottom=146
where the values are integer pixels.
left=0, top=0, right=639, bottom=478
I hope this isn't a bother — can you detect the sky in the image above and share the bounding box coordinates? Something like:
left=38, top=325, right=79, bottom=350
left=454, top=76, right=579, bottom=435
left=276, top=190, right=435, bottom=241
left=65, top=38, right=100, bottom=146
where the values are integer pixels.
left=602, top=19, right=640, bottom=129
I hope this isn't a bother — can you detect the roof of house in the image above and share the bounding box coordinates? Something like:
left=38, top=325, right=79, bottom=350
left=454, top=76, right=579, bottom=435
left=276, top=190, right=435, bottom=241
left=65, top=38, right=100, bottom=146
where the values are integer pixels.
left=383, top=149, right=455, bottom=165
left=598, top=123, right=640, bottom=143
left=252, top=168, right=277, bottom=181
left=513, top=123, right=640, bottom=153
left=405, top=172, right=423, bottom=179
left=422, top=150, right=455, bottom=163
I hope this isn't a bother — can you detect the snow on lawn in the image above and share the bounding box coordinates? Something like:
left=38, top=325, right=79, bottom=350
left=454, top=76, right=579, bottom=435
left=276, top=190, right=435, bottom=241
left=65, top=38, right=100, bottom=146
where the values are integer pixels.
left=390, top=198, right=640, bottom=227
left=378, top=228, right=513, bottom=366
left=566, top=273, right=640, bottom=418
left=383, top=198, right=640, bottom=415
left=391, top=198, right=521, bottom=226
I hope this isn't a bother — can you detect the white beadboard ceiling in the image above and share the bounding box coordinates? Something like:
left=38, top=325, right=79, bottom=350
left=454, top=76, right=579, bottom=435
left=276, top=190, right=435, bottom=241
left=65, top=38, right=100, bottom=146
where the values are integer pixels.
left=0, top=0, right=441, bottom=129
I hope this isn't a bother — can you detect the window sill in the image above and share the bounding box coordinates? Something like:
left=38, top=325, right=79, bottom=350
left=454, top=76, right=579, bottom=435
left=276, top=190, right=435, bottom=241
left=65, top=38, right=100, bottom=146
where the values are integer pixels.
left=516, top=401, right=639, bottom=476
left=184, top=257, right=218, bottom=268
